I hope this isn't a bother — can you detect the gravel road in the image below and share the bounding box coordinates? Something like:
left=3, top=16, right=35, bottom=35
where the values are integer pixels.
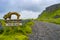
left=29, top=21, right=60, bottom=40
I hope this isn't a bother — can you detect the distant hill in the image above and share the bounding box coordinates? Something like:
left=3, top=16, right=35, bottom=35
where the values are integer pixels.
left=37, top=3, right=60, bottom=24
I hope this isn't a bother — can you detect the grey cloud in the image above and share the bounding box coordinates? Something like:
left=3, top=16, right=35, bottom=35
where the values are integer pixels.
left=0, top=0, right=60, bottom=13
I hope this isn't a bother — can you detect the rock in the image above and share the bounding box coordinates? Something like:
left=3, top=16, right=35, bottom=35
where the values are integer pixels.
left=46, top=3, right=60, bottom=13
left=54, top=15, right=60, bottom=18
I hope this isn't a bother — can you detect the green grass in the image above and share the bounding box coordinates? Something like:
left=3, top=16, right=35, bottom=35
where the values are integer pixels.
left=37, top=9, right=60, bottom=24
left=0, top=34, right=28, bottom=40
left=0, top=19, right=34, bottom=40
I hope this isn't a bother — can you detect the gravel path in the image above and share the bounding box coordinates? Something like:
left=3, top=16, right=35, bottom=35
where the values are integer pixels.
left=29, top=21, right=60, bottom=40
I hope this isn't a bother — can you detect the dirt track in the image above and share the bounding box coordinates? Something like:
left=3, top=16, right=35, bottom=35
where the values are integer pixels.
left=29, top=21, right=60, bottom=40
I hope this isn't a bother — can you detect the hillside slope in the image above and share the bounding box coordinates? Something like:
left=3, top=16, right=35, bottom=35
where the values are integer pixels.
left=38, top=3, right=60, bottom=24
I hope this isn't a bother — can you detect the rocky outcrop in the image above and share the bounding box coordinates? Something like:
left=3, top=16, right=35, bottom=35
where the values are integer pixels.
left=54, top=15, right=60, bottom=18
left=46, top=3, right=60, bottom=12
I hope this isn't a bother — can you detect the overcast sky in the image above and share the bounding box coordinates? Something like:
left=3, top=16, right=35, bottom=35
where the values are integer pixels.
left=0, top=0, right=60, bottom=19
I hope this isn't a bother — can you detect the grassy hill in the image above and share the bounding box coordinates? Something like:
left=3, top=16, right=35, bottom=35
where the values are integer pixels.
left=37, top=4, right=60, bottom=24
